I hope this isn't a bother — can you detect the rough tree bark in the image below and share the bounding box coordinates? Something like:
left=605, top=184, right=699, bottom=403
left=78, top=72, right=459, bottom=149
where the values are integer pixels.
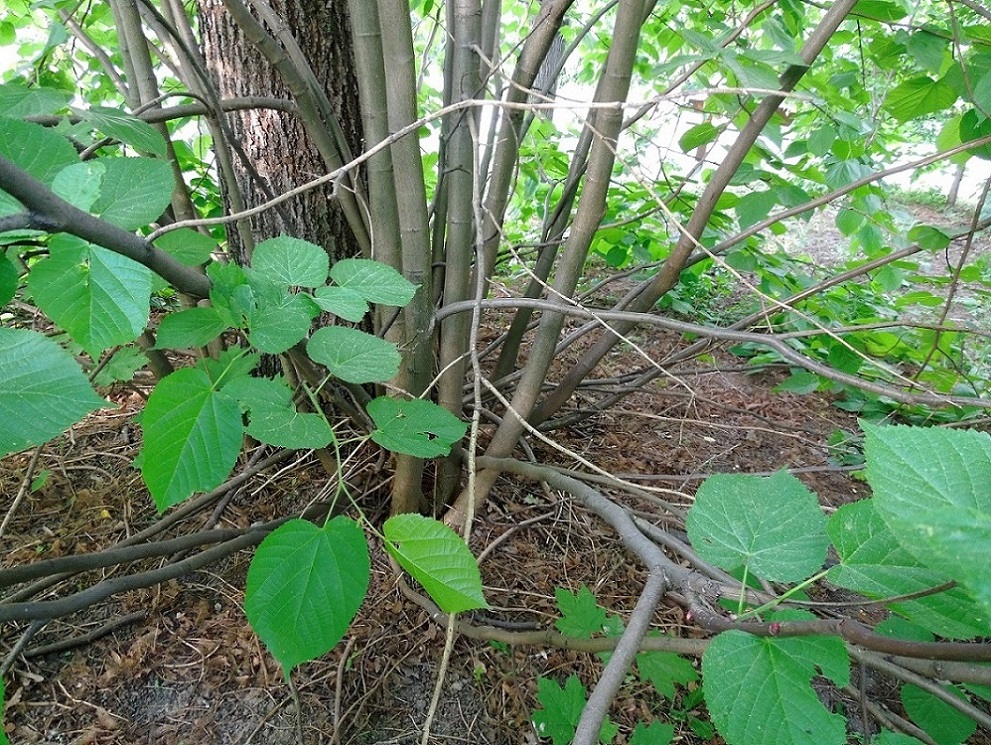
left=197, top=0, right=363, bottom=265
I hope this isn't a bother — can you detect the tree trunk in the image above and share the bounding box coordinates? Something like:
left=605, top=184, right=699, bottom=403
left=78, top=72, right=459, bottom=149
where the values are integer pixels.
left=197, top=0, right=362, bottom=264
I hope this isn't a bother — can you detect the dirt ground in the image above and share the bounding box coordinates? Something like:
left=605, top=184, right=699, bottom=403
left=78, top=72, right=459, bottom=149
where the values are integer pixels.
left=2, top=202, right=990, bottom=744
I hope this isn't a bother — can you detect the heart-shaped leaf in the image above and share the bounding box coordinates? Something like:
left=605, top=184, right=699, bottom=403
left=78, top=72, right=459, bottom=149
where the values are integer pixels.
left=245, top=516, right=369, bottom=675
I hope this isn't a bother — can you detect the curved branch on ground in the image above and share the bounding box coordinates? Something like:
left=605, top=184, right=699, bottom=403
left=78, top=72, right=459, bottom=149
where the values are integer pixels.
left=4, top=448, right=297, bottom=605
left=0, top=498, right=326, bottom=624
left=0, top=527, right=252, bottom=589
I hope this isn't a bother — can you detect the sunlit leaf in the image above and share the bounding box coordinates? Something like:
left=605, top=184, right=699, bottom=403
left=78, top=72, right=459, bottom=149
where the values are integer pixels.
left=383, top=513, right=487, bottom=613
left=139, top=367, right=242, bottom=511
left=687, top=471, right=828, bottom=582
left=245, top=517, right=369, bottom=675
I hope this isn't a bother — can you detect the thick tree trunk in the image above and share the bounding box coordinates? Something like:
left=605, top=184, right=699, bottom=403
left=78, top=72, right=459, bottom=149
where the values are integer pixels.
left=197, top=0, right=362, bottom=264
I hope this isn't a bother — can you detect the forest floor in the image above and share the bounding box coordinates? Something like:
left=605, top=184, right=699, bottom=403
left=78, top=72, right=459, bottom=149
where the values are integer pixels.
left=2, top=196, right=990, bottom=745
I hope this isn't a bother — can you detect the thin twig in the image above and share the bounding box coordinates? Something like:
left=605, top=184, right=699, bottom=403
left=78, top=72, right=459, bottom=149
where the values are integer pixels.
left=0, top=446, right=44, bottom=541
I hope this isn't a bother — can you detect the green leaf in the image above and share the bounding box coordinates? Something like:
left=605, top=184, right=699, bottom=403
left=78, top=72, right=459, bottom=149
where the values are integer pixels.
left=329, top=258, right=417, bottom=306
left=55, top=158, right=170, bottom=230
left=155, top=307, right=228, bottom=349
left=0, top=118, right=77, bottom=187
left=686, top=471, right=829, bottom=582
left=884, top=76, right=958, bottom=122
left=139, top=367, right=243, bottom=511
left=827, top=499, right=986, bottom=639
left=853, top=0, right=908, bottom=21
left=532, top=676, right=587, bottom=745
left=0, top=253, right=17, bottom=306
left=93, top=347, right=146, bottom=386
left=864, top=423, right=991, bottom=633
left=93, top=157, right=175, bottom=230
left=247, top=291, right=318, bottom=354
left=223, top=376, right=333, bottom=450
left=153, top=228, right=218, bottom=267
left=629, top=721, right=674, bottom=745
left=74, top=105, right=168, bottom=157
left=28, top=235, right=151, bottom=357
left=200, top=348, right=260, bottom=387
left=0, top=673, right=7, bottom=745
left=51, top=160, right=103, bottom=212
left=703, top=628, right=848, bottom=745
left=247, top=404, right=333, bottom=450
left=678, top=121, right=720, bottom=152
left=312, top=285, right=369, bottom=322
left=835, top=208, right=864, bottom=236
left=959, top=109, right=991, bottom=160
left=773, top=371, right=820, bottom=394
left=808, top=124, right=836, bottom=157
left=554, top=585, right=608, bottom=637
left=245, top=516, right=369, bottom=675
left=383, top=513, right=487, bottom=613
left=0, top=83, right=70, bottom=117
left=307, top=326, right=400, bottom=383
left=901, top=684, right=976, bottom=745
left=368, top=397, right=467, bottom=458
left=735, top=190, right=777, bottom=230
left=532, top=676, right=618, bottom=745
left=908, top=224, right=951, bottom=250
left=251, top=236, right=329, bottom=288
left=0, top=328, right=106, bottom=456
left=907, top=31, right=948, bottom=74
left=636, top=647, right=699, bottom=700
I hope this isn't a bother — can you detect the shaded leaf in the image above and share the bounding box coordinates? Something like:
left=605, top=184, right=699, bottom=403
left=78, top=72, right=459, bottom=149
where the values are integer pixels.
left=330, top=258, right=416, bottom=306
left=636, top=647, right=699, bottom=700
left=0, top=253, right=17, bottom=306
left=629, top=721, right=674, bottom=745
left=902, top=684, right=975, bottom=745
left=93, top=347, right=145, bottom=386
left=0, top=328, right=106, bottom=456
left=368, top=397, right=466, bottom=457
left=308, top=327, right=400, bottom=383
left=74, top=105, right=167, bottom=157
